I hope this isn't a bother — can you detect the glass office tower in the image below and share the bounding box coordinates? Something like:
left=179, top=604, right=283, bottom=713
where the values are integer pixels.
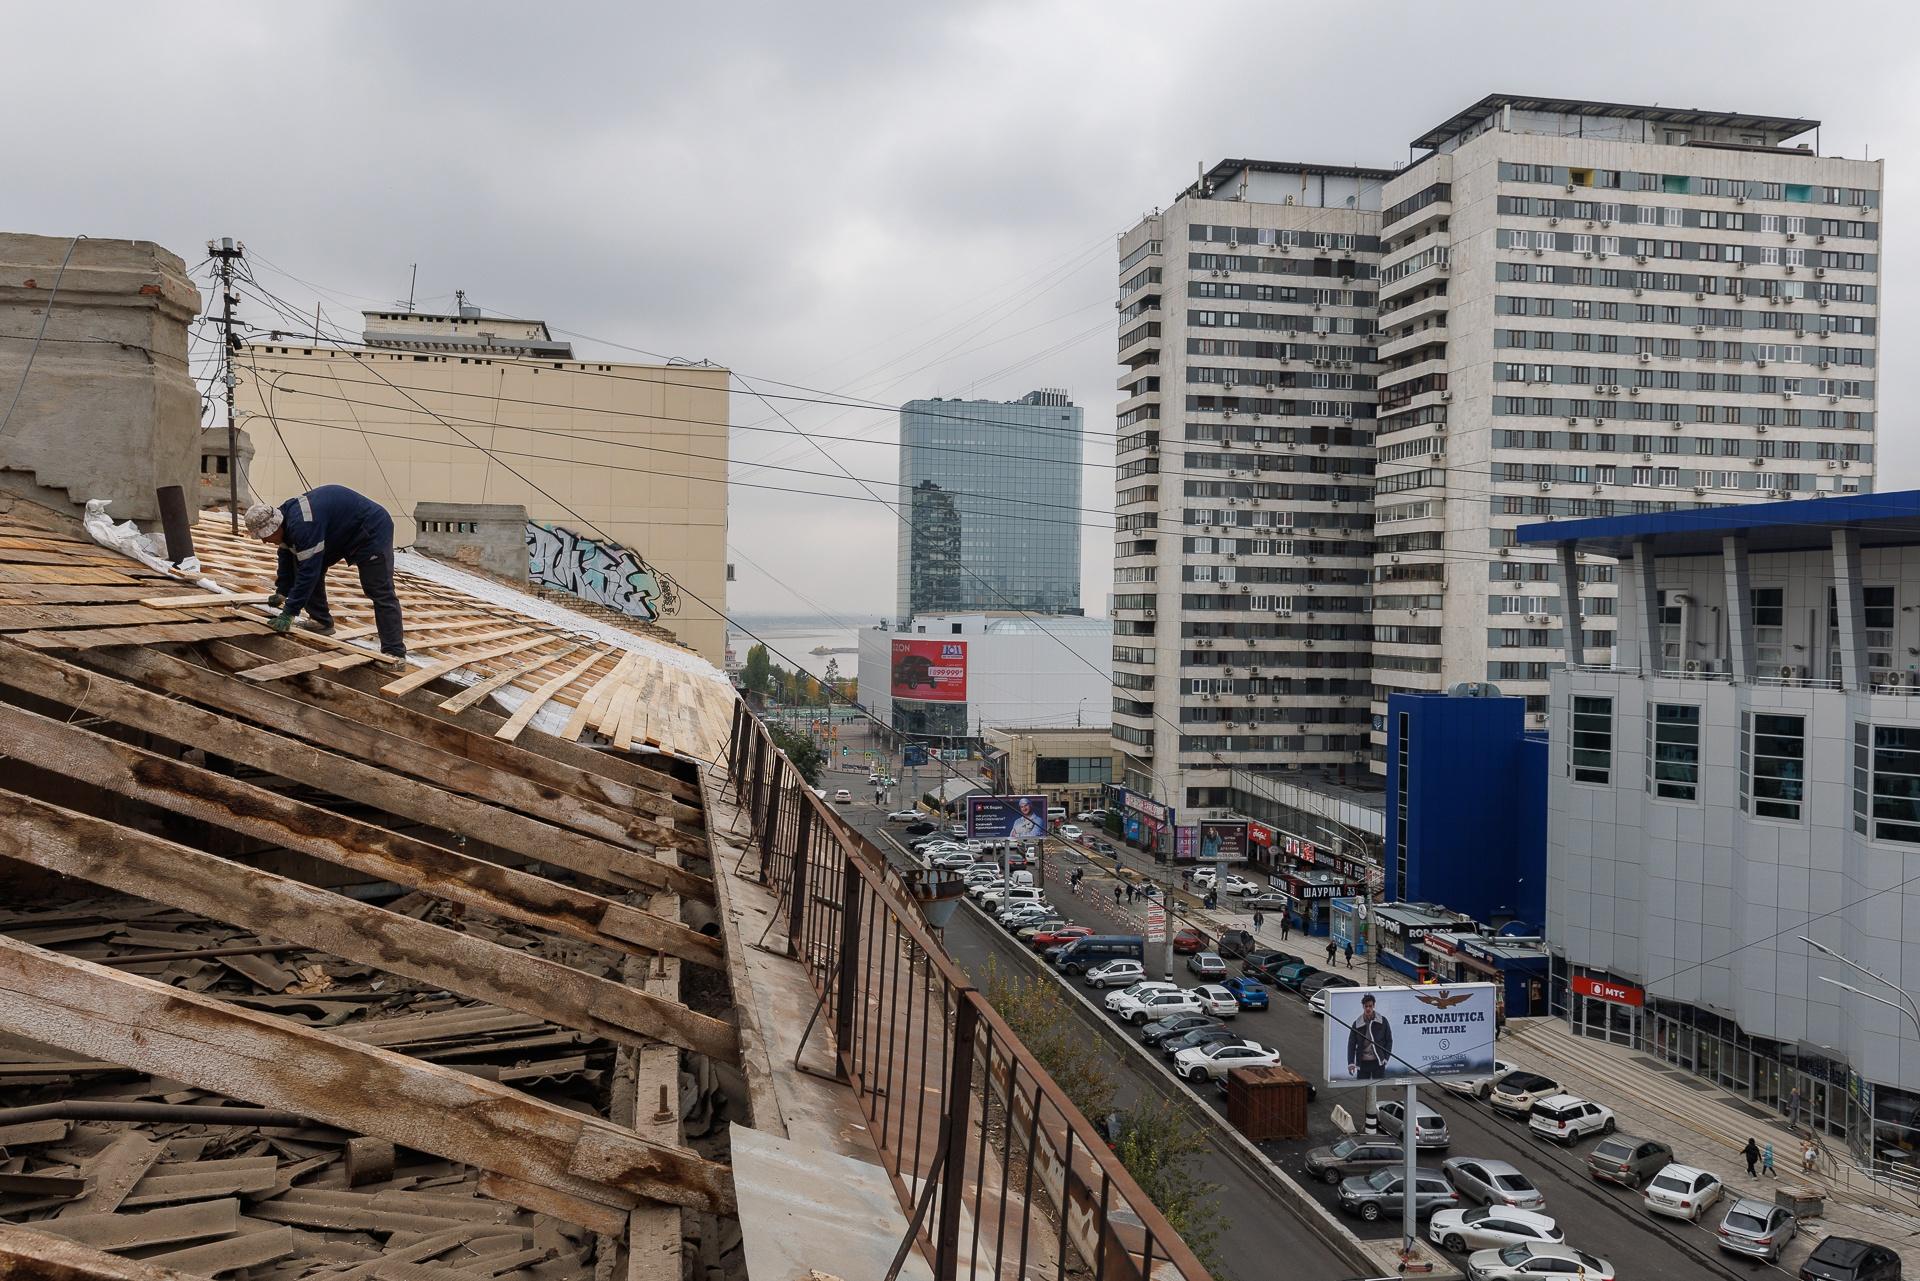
left=896, top=390, right=1084, bottom=623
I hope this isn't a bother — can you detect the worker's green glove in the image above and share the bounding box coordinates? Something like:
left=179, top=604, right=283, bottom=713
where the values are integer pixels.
left=267, top=593, right=285, bottom=608
left=269, top=613, right=294, bottom=634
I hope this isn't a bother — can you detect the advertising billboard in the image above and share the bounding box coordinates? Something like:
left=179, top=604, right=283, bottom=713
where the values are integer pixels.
left=1320, top=983, right=1497, bottom=1088
left=1197, top=820, right=1247, bottom=864
left=1174, top=825, right=1198, bottom=863
left=966, top=794, right=1049, bottom=841
left=890, top=639, right=967, bottom=702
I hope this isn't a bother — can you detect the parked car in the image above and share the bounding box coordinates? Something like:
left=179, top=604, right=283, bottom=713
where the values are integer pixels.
left=1306, top=1137, right=1406, bottom=1186
left=1014, top=917, right=1065, bottom=941
left=1301, top=972, right=1359, bottom=998
left=1059, top=824, right=1084, bottom=840
left=1029, top=925, right=1091, bottom=951
left=1241, top=950, right=1301, bottom=983
left=1527, top=1094, right=1614, bottom=1145
left=1053, top=934, right=1145, bottom=975
left=904, top=821, right=936, bottom=836
left=1441, top=1158, right=1545, bottom=1210
left=1220, top=977, right=1269, bottom=1010
left=1222, top=874, right=1262, bottom=896
left=932, top=852, right=975, bottom=869
left=887, top=810, right=920, bottom=823
left=1115, top=988, right=1204, bottom=1027
left=1173, top=1040, right=1279, bottom=1083
left=1102, top=980, right=1177, bottom=1013
left=1215, top=929, right=1258, bottom=959
left=1075, top=811, right=1105, bottom=823
left=1487, top=1071, right=1562, bottom=1119
left=1084, top=959, right=1145, bottom=988
left=1242, top=892, right=1289, bottom=912
left=1307, top=977, right=1361, bottom=1016
left=1797, top=1236, right=1904, bottom=1281
left=1140, top=1012, right=1218, bottom=1047
left=1642, top=1162, right=1723, bottom=1222
left=1464, top=1243, right=1614, bottom=1281
left=1171, top=928, right=1210, bottom=955
left=1378, top=1100, right=1452, bottom=1149
left=1190, top=983, right=1239, bottom=1017
left=1160, top=1025, right=1245, bottom=1061
left=1187, top=951, right=1227, bottom=978
left=1585, top=1134, right=1673, bottom=1189
left=1717, top=1197, right=1797, bottom=1262
left=1337, top=1167, right=1458, bottom=1223
left=1439, top=1058, right=1518, bottom=1100
left=980, top=884, right=1043, bottom=911
left=1272, top=961, right=1325, bottom=993
left=832, top=788, right=852, bottom=803
left=1428, top=1207, right=1562, bottom=1254
left=1090, top=838, right=1116, bottom=854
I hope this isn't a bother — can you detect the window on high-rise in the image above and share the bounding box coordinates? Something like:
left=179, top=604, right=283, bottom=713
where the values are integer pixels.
left=1648, top=704, right=1702, bottom=801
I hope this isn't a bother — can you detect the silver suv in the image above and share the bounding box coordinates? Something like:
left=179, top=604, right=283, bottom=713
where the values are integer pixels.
left=1337, top=1167, right=1460, bottom=1223
left=1585, top=1134, right=1673, bottom=1188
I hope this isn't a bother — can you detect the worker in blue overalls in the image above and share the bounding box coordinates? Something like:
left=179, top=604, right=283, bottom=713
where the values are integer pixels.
left=243, top=485, right=407, bottom=664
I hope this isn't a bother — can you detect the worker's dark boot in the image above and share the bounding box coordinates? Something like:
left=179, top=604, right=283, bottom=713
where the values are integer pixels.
left=300, top=619, right=337, bottom=637
left=376, top=652, right=408, bottom=671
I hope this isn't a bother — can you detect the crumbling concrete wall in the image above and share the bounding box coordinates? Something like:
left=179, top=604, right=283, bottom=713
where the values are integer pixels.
left=413, top=501, right=530, bottom=580
left=0, top=234, right=203, bottom=525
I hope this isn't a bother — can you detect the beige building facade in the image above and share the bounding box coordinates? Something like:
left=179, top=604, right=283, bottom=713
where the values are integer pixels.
left=982, top=725, right=1126, bottom=818
left=237, top=309, right=729, bottom=662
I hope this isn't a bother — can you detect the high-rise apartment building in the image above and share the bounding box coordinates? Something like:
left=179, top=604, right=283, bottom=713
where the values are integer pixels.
left=896, top=390, right=1083, bottom=623
left=1115, top=95, right=1884, bottom=817
left=1372, top=94, right=1882, bottom=761
left=1111, top=163, right=1390, bottom=812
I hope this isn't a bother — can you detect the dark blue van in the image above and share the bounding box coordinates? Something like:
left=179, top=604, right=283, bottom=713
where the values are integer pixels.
left=1052, top=934, right=1145, bottom=975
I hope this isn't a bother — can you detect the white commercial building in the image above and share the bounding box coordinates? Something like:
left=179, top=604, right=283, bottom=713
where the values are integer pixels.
left=1523, top=491, right=1920, bottom=1161
left=1114, top=94, right=1885, bottom=822
left=858, top=614, right=1111, bottom=747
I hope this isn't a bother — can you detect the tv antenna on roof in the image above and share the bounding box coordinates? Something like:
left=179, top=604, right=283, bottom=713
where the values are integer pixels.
left=395, top=263, right=417, bottom=313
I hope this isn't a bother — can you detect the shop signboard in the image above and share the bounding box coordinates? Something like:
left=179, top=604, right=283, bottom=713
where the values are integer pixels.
left=1247, top=820, right=1274, bottom=848
left=1174, top=825, right=1197, bottom=863
left=1322, top=983, right=1498, bottom=1087
left=1571, top=976, right=1645, bottom=1007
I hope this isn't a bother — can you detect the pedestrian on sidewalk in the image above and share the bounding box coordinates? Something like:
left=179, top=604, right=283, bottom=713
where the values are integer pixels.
left=1802, top=1140, right=1819, bottom=1174
left=1280, top=914, right=1291, bottom=939
left=1113, top=885, right=1121, bottom=906
left=1743, top=1137, right=1760, bottom=1177
left=1326, top=939, right=1338, bottom=966
left=1762, top=1142, right=1776, bottom=1177
left=1344, top=940, right=1354, bottom=969
left=1788, top=1085, right=1803, bottom=1128
left=1253, top=910, right=1265, bottom=933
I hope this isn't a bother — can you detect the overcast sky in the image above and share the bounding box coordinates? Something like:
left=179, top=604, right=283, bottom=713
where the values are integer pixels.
left=8, top=1, right=1916, bottom=626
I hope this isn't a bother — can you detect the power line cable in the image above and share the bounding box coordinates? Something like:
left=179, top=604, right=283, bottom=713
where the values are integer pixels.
left=0, top=235, right=83, bottom=438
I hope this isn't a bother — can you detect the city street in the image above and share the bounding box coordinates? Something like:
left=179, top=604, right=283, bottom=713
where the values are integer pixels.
left=833, top=782, right=1759, bottom=1280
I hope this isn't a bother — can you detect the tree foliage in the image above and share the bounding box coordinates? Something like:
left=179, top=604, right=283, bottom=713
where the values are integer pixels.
left=742, top=643, right=772, bottom=694
left=767, top=722, right=823, bottom=786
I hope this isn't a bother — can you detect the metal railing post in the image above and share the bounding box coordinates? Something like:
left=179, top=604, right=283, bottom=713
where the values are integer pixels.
left=834, top=852, right=863, bottom=1072
left=932, top=998, right=979, bottom=1280
left=786, top=801, right=813, bottom=959
left=760, top=759, right=785, bottom=870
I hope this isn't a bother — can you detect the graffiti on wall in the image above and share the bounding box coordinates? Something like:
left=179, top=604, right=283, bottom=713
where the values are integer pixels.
left=526, top=521, right=681, bottom=621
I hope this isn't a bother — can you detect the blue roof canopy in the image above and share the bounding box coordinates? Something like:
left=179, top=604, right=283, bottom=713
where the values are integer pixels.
left=1515, top=489, right=1920, bottom=560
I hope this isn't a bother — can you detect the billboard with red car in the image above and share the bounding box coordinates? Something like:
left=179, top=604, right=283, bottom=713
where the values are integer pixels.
left=891, top=639, right=967, bottom=702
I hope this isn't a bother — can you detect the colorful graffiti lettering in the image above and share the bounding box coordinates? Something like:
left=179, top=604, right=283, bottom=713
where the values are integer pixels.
left=526, top=522, right=680, bottom=621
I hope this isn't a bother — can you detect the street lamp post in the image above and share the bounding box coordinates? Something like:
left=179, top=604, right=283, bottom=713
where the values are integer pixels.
left=1801, top=934, right=1920, bottom=1037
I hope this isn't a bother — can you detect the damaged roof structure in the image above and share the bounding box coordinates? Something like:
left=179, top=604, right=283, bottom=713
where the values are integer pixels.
left=0, top=232, right=1210, bottom=1281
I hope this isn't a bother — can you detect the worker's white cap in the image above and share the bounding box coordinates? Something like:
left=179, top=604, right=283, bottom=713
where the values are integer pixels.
left=243, top=503, right=283, bottom=539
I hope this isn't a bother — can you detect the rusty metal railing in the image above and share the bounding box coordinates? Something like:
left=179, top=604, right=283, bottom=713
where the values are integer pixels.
left=724, top=702, right=1210, bottom=1280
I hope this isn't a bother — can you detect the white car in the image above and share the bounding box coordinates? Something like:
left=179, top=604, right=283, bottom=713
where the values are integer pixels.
left=1059, top=824, right=1084, bottom=840
left=1439, top=1058, right=1518, bottom=1099
left=1075, top=811, right=1104, bottom=823
left=1103, top=980, right=1178, bottom=1013
left=1222, top=874, right=1262, bottom=896
left=1085, top=959, right=1146, bottom=988
left=1487, top=1071, right=1562, bottom=1119
left=1191, top=984, right=1240, bottom=1018
left=980, top=885, right=1043, bottom=911
left=1465, top=1243, right=1614, bottom=1281
left=832, top=789, right=852, bottom=803
left=886, top=810, right=920, bottom=823
left=1641, top=1163, right=1723, bottom=1222
left=931, top=852, right=975, bottom=870
left=1173, top=1040, right=1278, bottom=1082
left=1114, top=988, right=1204, bottom=1026
left=1526, top=1094, right=1614, bottom=1145
left=1429, top=1207, right=1563, bottom=1254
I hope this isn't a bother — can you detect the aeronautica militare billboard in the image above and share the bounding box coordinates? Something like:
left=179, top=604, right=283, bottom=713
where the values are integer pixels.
left=1321, top=983, right=1497, bottom=1088
left=891, top=639, right=967, bottom=702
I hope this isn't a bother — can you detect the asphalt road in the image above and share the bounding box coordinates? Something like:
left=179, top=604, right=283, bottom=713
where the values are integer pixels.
left=833, top=780, right=1749, bottom=1281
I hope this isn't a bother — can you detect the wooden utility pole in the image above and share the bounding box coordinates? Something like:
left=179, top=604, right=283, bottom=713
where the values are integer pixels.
left=208, top=238, right=245, bottom=532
